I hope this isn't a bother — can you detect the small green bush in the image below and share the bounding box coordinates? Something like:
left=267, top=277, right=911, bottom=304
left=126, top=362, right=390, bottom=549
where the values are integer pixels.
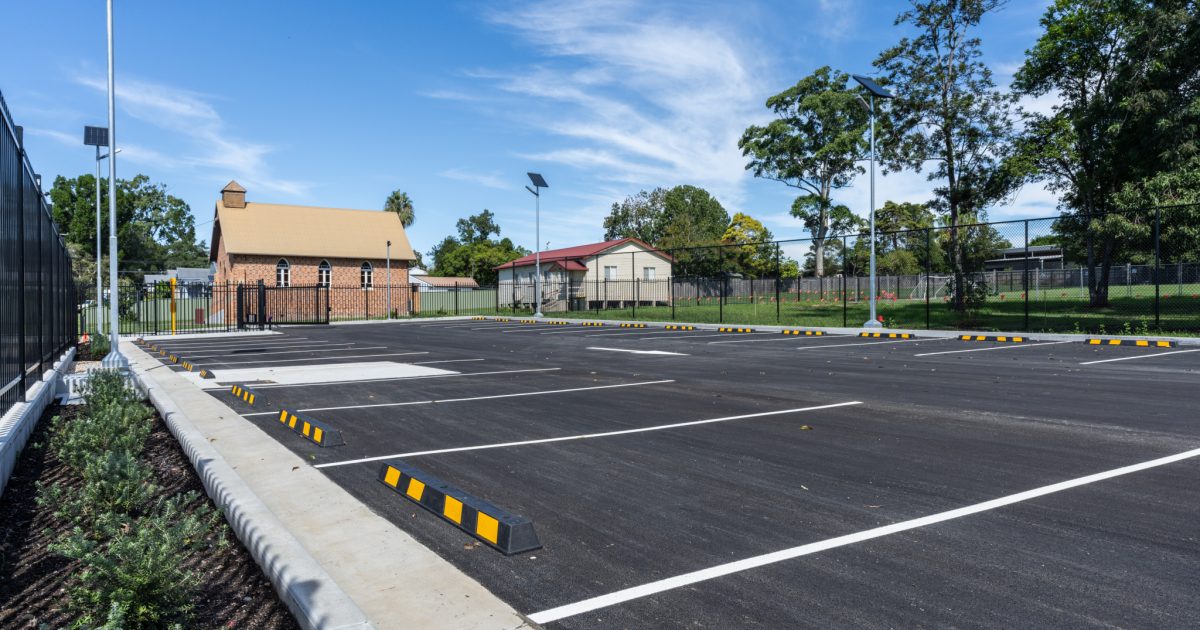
left=51, top=401, right=152, bottom=472
left=51, top=492, right=226, bottom=629
left=39, top=449, right=158, bottom=526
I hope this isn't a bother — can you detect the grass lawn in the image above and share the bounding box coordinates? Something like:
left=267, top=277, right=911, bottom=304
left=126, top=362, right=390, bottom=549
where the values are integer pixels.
left=548, top=293, right=1200, bottom=334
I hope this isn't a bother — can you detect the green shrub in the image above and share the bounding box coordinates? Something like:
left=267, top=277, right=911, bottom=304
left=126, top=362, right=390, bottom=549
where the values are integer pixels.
left=50, top=492, right=226, bottom=629
left=51, top=400, right=152, bottom=472
left=81, top=370, right=142, bottom=408
left=39, top=449, right=158, bottom=526
left=88, top=330, right=111, bottom=357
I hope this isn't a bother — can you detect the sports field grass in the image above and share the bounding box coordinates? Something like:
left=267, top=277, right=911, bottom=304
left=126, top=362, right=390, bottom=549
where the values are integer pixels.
left=547, top=292, right=1200, bottom=334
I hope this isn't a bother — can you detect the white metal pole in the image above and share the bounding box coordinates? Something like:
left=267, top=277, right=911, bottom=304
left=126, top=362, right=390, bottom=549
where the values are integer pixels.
left=864, top=94, right=881, bottom=328
left=95, top=147, right=103, bottom=334
left=534, top=188, right=543, bottom=317
left=102, top=0, right=126, bottom=369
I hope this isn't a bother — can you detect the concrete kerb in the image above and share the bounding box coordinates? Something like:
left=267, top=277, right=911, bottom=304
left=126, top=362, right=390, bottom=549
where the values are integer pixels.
left=319, top=314, right=1200, bottom=346
left=501, top=316, right=1200, bottom=346
left=127, top=347, right=373, bottom=630
left=0, top=346, right=75, bottom=499
left=123, top=342, right=532, bottom=630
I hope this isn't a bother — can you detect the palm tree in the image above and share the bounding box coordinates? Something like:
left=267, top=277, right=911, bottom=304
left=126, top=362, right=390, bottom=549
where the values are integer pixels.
left=384, top=190, right=414, bottom=228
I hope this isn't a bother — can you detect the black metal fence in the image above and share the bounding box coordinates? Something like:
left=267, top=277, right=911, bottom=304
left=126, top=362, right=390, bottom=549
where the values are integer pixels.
left=485, top=206, right=1200, bottom=333
left=92, top=205, right=1200, bottom=337
left=2, top=92, right=77, bottom=414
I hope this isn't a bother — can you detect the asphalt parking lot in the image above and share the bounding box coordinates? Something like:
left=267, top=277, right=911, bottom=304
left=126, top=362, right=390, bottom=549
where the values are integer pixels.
left=143, top=320, right=1200, bottom=629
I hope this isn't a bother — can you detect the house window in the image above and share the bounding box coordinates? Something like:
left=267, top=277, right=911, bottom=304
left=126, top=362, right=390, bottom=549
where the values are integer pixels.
left=276, top=259, right=290, bottom=287
left=360, top=261, right=373, bottom=288
left=604, top=266, right=618, bottom=280
left=643, top=267, right=655, bottom=281
left=317, top=260, right=331, bottom=287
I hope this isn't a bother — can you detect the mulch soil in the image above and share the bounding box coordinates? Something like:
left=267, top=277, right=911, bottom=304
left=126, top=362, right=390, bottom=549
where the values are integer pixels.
left=0, top=403, right=299, bottom=629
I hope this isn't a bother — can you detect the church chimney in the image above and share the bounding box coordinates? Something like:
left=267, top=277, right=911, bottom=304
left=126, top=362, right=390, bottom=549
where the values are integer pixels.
left=222, top=180, right=246, bottom=208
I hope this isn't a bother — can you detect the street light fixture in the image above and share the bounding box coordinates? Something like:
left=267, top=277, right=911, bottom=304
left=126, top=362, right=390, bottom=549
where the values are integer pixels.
left=101, top=0, right=127, bottom=369
left=525, top=172, right=548, bottom=317
left=852, top=74, right=893, bottom=329
left=83, top=127, right=119, bottom=333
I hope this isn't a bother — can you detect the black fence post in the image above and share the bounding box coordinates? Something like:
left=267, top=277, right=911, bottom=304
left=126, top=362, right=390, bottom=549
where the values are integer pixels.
left=37, top=206, right=44, bottom=373
left=670, top=256, right=676, bottom=321
left=1024, top=220, right=1030, bottom=331
left=925, top=228, right=932, bottom=330
left=454, top=282, right=460, bottom=315
left=257, top=279, right=266, bottom=330
left=1154, top=205, right=1161, bottom=329
left=842, top=236, right=848, bottom=328
left=775, top=243, right=781, bottom=323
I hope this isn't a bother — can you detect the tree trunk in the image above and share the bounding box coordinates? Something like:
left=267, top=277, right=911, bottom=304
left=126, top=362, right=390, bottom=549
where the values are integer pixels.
left=814, top=240, right=825, bottom=277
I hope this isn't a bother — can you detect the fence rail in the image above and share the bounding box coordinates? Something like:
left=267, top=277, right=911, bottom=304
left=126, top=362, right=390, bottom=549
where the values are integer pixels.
left=2, top=91, right=77, bottom=414
left=92, top=204, right=1200, bottom=337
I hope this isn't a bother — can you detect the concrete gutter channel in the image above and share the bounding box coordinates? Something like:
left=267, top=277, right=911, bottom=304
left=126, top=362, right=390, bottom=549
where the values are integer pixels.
left=352, top=315, right=1199, bottom=346
left=124, top=342, right=533, bottom=630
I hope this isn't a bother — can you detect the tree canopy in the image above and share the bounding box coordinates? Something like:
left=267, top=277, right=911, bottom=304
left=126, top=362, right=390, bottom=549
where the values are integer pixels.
left=384, top=190, right=415, bottom=228
left=48, top=174, right=208, bottom=284
left=740, top=66, right=868, bottom=276
left=874, top=0, right=1018, bottom=309
left=427, top=209, right=528, bottom=284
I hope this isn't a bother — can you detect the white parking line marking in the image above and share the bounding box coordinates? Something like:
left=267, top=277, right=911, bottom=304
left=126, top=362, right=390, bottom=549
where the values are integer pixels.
left=629, top=332, right=777, bottom=341
left=314, top=401, right=861, bottom=469
left=155, top=338, right=318, bottom=349
left=1080, top=348, right=1200, bottom=365
left=793, top=338, right=930, bottom=351
left=538, top=328, right=611, bottom=335
left=249, top=367, right=561, bottom=389
left=709, top=335, right=852, bottom=345
left=469, top=323, right=540, bottom=330
left=913, top=340, right=1074, bottom=357
left=526, top=445, right=1200, bottom=625
left=243, top=379, right=674, bottom=417
left=587, top=347, right=688, bottom=356
left=411, top=358, right=486, bottom=365
left=208, top=351, right=428, bottom=366
left=185, top=344, right=374, bottom=359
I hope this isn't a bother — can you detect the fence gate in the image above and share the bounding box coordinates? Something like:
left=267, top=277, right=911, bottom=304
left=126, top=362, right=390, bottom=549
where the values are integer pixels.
left=237, top=282, right=329, bottom=329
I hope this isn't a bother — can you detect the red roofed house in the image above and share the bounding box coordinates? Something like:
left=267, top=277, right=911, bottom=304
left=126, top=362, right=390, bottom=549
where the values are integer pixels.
left=494, top=237, right=673, bottom=311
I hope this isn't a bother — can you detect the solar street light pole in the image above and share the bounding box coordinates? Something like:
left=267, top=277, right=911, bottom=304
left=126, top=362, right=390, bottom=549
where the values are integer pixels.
left=526, top=173, right=548, bottom=317
left=852, top=75, right=893, bottom=329
left=102, top=0, right=127, bottom=369
left=386, top=240, right=391, bottom=320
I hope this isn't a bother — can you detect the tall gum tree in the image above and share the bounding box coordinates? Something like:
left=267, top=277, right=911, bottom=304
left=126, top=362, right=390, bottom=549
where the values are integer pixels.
left=739, top=66, right=867, bottom=277
left=874, top=0, right=1018, bottom=311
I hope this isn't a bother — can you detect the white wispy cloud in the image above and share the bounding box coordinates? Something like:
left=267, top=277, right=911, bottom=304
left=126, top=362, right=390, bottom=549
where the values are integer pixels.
left=24, top=127, right=79, bottom=146
left=456, top=0, right=769, bottom=211
left=438, top=168, right=509, bottom=189
left=75, top=75, right=309, bottom=197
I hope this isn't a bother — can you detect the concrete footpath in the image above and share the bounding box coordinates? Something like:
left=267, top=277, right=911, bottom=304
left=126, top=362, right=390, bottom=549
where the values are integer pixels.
left=126, top=341, right=532, bottom=630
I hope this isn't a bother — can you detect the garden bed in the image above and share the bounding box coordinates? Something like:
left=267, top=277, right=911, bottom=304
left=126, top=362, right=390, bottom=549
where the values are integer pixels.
left=0, top=379, right=298, bottom=629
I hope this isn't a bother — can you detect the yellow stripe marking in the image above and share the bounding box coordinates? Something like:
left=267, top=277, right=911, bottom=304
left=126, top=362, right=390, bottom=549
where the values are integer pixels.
left=476, top=513, right=499, bottom=544
left=443, top=497, right=463, bottom=524
left=383, top=467, right=401, bottom=487
left=279, top=410, right=288, bottom=423
left=302, top=422, right=311, bottom=437
left=248, top=394, right=255, bottom=405
left=313, top=427, right=323, bottom=443
left=288, top=415, right=298, bottom=429
left=406, top=478, right=426, bottom=501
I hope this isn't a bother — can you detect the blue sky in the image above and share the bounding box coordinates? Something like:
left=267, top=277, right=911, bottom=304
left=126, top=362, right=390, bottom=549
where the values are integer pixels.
left=4, top=0, right=1056, bottom=261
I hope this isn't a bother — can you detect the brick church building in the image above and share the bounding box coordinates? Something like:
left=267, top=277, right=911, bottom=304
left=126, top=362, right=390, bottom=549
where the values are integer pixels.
left=209, top=181, right=417, bottom=319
